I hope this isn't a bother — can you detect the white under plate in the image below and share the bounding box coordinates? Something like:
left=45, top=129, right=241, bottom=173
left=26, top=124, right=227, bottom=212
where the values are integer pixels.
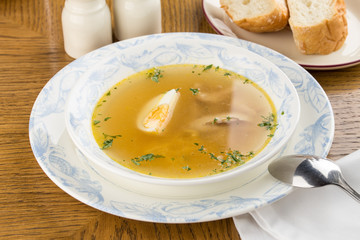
left=29, top=33, right=334, bottom=223
left=203, top=0, right=360, bottom=70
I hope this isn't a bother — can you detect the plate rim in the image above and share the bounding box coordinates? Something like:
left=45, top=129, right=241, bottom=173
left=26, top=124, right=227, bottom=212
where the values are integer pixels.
left=29, top=32, right=334, bottom=223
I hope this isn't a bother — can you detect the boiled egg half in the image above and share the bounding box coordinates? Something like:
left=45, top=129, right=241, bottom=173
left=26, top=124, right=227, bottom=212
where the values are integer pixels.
left=138, top=89, right=180, bottom=134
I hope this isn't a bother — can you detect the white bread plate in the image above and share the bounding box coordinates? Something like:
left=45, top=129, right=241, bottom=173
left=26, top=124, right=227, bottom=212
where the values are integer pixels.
left=203, top=0, right=360, bottom=70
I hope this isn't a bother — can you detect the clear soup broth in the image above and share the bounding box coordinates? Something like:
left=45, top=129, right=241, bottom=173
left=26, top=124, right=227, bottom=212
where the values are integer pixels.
left=92, top=64, right=277, bottom=178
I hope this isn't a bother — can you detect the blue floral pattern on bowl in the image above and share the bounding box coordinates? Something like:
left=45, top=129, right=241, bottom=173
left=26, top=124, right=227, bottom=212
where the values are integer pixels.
left=29, top=33, right=334, bottom=223
left=64, top=33, right=300, bottom=196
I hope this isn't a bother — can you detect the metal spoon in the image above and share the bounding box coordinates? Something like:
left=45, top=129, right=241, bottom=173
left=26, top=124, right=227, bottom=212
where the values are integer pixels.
left=268, top=154, right=360, bottom=202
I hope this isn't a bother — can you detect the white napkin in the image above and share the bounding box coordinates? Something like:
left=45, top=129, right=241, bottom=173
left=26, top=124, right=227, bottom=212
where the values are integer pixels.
left=233, top=150, right=360, bottom=240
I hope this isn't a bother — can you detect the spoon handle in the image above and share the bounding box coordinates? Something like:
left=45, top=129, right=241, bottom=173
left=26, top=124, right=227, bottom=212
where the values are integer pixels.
left=337, top=175, right=360, bottom=203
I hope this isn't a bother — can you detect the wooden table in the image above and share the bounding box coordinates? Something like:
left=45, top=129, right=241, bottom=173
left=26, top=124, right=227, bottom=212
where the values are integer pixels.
left=1, top=0, right=359, bottom=239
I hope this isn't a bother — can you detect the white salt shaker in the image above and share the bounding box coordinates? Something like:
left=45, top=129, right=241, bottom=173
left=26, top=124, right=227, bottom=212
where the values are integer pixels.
left=62, top=0, right=112, bottom=58
left=113, top=0, right=162, bottom=40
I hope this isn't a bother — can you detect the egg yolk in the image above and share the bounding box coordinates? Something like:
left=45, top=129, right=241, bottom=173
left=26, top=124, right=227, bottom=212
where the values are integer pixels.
left=143, top=104, right=170, bottom=133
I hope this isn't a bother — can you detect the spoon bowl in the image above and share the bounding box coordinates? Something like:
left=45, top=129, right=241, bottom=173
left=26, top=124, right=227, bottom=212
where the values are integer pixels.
left=268, top=155, right=360, bottom=202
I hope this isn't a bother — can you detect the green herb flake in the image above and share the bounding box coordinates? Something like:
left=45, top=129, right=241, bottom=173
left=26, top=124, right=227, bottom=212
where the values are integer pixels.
left=194, top=143, right=207, bottom=154
left=93, top=120, right=101, bottom=125
left=225, top=150, right=244, bottom=163
left=182, top=166, right=191, bottom=171
left=258, top=113, right=278, bottom=130
left=224, top=72, right=231, bottom=76
left=131, top=159, right=140, bottom=166
left=100, top=133, right=122, bottom=150
left=209, top=153, right=219, bottom=161
left=207, top=149, right=255, bottom=169
left=101, top=139, right=113, bottom=149
left=131, top=153, right=165, bottom=165
left=243, top=78, right=251, bottom=84
left=106, top=91, right=111, bottom=96
left=102, top=133, right=122, bottom=139
left=104, top=117, right=111, bottom=121
left=189, top=88, right=200, bottom=95
left=141, top=153, right=164, bottom=161
left=203, top=64, right=213, bottom=71
left=146, top=68, right=164, bottom=83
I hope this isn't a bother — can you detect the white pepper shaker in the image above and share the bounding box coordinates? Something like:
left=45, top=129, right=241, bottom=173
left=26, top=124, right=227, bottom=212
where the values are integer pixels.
left=61, top=0, right=112, bottom=58
left=113, top=0, right=162, bottom=41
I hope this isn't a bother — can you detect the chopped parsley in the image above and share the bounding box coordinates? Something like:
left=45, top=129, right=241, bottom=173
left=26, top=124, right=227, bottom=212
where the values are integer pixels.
left=146, top=68, right=164, bottom=83
left=227, top=150, right=253, bottom=163
left=131, top=153, right=165, bottom=165
left=243, top=78, right=251, bottom=84
left=194, top=143, right=206, bottom=154
left=203, top=64, right=213, bottom=71
left=101, top=133, right=122, bottom=150
left=182, top=165, right=191, bottom=171
left=131, top=159, right=141, bottom=166
left=102, top=139, right=113, bottom=149
left=193, top=143, right=254, bottom=170
left=102, top=133, right=122, bottom=139
left=94, top=117, right=112, bottom=125
left=198, top=145, right=205, bottom=152
left=189, top=88, right=200, bottom=95
left=212, top=117, right=219, bottom=124
left=209, top=153, right=219, bottom=161
left=218, top=150, right=254, bottom=168
left=258, top=113, right=278, bottom=130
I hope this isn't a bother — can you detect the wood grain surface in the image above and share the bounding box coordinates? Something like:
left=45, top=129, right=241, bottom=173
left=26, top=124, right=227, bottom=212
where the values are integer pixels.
left=0, top=0, right=359, bottom=239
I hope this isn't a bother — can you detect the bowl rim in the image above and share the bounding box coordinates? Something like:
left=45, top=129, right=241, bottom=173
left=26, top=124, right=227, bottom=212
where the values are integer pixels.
left=64, top=33, right=301, bottom=186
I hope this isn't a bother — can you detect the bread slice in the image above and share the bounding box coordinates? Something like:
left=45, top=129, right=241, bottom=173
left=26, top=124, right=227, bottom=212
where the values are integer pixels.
left=220, top=0, right=289, bottom=33
left=287, top=0, right=348, bottom=55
